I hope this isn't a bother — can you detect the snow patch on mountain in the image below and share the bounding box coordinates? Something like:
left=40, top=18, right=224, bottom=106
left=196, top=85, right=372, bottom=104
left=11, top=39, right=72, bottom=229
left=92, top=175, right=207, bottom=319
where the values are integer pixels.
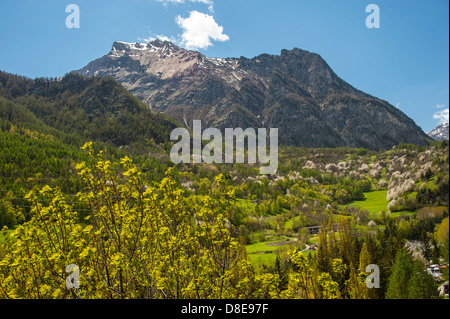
left=427, top=122, right=449, bottom=141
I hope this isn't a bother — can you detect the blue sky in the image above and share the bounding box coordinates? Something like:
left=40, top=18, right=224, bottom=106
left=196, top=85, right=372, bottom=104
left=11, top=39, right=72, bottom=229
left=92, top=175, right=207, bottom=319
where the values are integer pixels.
left=0, top=0, right=448, bottom=132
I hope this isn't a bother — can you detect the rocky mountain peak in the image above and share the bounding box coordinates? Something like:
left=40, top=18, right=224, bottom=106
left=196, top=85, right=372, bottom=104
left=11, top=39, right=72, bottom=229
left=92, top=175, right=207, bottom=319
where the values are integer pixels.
left=73, top=41, right=431, bottom=150
left=111, top=40, right=179, bottom=52
left=428, top=122, right=449, bottom=141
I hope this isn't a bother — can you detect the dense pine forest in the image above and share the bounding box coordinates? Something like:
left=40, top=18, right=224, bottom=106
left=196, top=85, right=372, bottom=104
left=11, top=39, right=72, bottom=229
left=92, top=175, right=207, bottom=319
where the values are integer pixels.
left=0, top=71, right=448, bottom=299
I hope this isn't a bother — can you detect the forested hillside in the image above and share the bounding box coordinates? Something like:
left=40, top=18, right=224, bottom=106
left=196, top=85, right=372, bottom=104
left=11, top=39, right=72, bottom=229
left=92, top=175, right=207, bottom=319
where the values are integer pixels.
left=0, top=71, right=448, bottom=299
left=0, top=71, right=180, bottom=226
left=0, top=71, right=179, bottom=147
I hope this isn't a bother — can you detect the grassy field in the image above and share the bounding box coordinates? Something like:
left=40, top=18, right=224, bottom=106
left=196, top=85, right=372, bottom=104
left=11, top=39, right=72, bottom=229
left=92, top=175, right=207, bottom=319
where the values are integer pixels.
left=245, top=235, right=318, bottom=266
left=345, top=190, right=417, bottom=218
left=246, top=237, right=297, bottom=266
left=345, top=190, right=389, bottom=215
left=247, top=251, right=279, bottom=266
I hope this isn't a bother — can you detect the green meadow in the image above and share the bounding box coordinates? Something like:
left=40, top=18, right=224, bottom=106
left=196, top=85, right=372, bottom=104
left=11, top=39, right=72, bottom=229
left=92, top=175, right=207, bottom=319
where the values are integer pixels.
left=344, top=190, right=415, bottom=218
left=345, top=190, right=389, bottom=215
left=246, top=237, right=295, bottom=265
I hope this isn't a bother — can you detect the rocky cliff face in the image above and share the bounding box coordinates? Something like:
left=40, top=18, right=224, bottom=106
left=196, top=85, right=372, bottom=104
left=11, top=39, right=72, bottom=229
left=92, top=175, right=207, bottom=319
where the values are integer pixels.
left=74, top=40, right=431, bottom=150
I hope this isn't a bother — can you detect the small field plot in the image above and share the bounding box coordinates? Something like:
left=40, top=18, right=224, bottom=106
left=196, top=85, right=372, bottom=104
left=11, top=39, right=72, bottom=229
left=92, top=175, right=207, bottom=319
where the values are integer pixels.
left=345, top=190, right=388, bottom=215
left=246, top=237, right=296, bottom=266
left=345, top=190, right=416, bottom=218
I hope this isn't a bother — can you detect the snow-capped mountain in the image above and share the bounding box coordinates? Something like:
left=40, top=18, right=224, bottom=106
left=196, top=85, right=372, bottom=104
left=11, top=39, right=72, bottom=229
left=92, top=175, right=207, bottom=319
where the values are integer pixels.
left=427, top=122, right=449, bottom=141
left=73, top=40, right=431, bottom=150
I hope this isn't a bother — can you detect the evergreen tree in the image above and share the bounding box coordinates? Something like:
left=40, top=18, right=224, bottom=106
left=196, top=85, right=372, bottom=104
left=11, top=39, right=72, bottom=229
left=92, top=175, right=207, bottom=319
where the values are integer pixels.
left=440, top=232, right=449, bottom=281
left=326, top=215, right=338, bottom=259
left=420, top=230, right=432, bottom=262
left=347, top=263, right=368, bottom=299
left=407, top=263, right=438, bottom=299
left=316, top=227, right=331, bottom=273
left=274, top=256, right=289, bottom=292
left=386, top=248, right=438, bottom=299
left=359, top=242, right=371, bottom=272
left=386, top=249, right=415, bottom=299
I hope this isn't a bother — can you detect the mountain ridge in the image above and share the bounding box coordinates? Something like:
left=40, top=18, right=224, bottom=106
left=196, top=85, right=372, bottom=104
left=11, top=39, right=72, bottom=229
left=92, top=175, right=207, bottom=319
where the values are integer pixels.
left=74, top=40, right=431, bottom=150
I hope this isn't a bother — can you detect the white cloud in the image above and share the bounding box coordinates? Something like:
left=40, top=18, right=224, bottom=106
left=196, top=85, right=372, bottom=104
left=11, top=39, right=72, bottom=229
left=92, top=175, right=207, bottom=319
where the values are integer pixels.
left=156, top=0, right=214, bottom=12
left=176, top=11, right=229, bottom=50
left=433, top=108, right=449, bottom=124
left=436, top=104, right=446, bottom=108
left=138, top=33, right=177, bottom=43
left=192, top=0, right=214, bottom=11
left=155, top=34, right=177, bottom=42
left=189, top=0, right=213, bottom=5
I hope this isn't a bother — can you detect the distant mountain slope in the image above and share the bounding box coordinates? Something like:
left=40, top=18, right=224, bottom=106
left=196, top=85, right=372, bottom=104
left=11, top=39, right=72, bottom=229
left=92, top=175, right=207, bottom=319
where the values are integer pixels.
left=0, top=71, right=179, bottom=147
left=74, top=40, right=431, bottom=150
left=427, top=122, right=449, bottom=141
